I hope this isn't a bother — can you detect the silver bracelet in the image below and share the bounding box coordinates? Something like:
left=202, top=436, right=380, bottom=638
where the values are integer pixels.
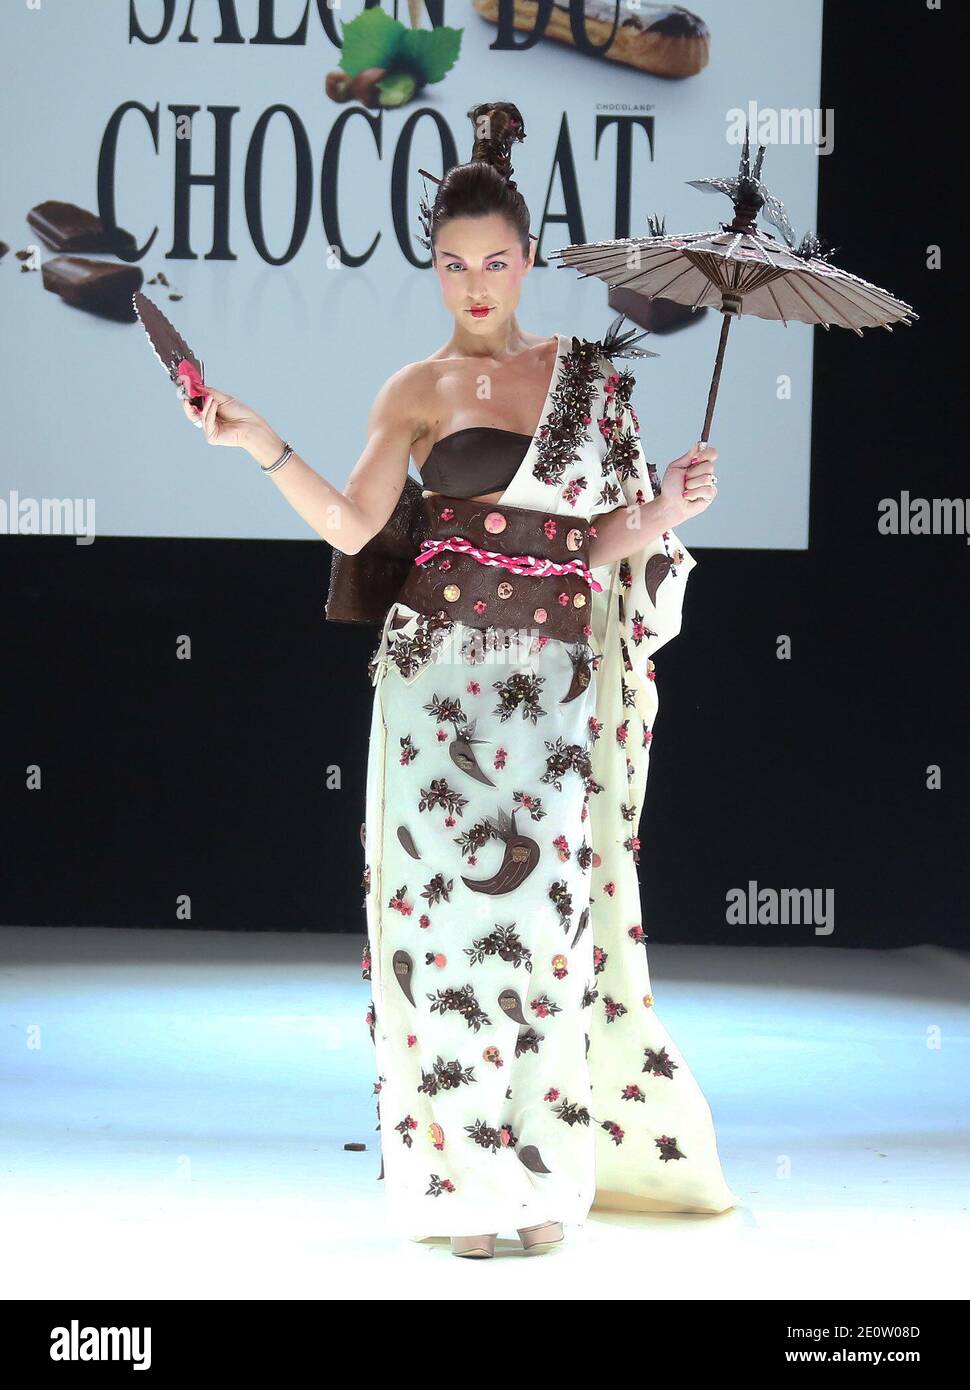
left=260, top=440, right=294, bottom=474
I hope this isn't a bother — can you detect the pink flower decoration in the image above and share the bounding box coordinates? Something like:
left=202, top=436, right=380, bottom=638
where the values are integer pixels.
left=440, top=507, right=454, bottom=521
left=543, top=518, right=558, bottom=539
left=473, top=599, right=487, bottom=614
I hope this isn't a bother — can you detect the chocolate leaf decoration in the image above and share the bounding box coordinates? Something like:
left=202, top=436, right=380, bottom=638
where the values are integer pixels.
left=570, top=906, right=590, bottom=949
left=449, top=720, right=495, bottom=786
left=397, top=825, right=420, bottom=859
left=461, top=807, right=539, bottom=895
left=392, top=949, right=415, bottom=1005
left=497, top=988, right=527, bottom=1026
left=518, top=1145, right=552, bottom=1174
left=644, top=553, right=674, bottom=606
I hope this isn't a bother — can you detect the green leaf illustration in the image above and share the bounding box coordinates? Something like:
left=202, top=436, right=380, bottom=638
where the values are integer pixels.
left=339, top=8, right=462, bottom=86
left=398, top=26, right=463, bottom=84
left=339, top=7, right=407, bottom=79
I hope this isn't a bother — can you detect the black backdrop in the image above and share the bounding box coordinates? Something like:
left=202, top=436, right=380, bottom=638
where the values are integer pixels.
left=2, top=0, right=964, bottom=948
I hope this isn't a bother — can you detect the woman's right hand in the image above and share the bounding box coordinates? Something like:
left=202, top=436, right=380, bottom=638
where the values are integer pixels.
left=182, top=386, right=278, bottom=457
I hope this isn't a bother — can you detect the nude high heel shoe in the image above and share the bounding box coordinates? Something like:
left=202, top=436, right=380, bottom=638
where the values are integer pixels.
left=516, top=1220, right=565, bottom=1254
left=450, top=1233, right=497, bottom=1258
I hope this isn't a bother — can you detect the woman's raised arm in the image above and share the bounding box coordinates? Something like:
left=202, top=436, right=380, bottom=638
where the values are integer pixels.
left=182, top=362, right=425, bottom=554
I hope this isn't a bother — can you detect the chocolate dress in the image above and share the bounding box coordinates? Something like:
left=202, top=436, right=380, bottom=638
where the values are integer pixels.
left=330, top=333, right=738, bottom=1238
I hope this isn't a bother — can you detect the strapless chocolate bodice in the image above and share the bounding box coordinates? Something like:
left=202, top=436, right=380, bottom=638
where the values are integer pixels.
left=418, top=426, right=532, bottom=499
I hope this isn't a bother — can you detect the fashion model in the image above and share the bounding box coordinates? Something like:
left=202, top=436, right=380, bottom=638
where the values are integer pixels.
left=180, top=101, right=738, bottom=1258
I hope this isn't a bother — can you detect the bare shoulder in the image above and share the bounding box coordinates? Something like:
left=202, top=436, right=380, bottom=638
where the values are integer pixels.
left=367, top=355, right=439, bottom=448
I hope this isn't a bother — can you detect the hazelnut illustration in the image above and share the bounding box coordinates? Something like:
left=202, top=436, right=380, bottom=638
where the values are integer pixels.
left=350, top=67, right=387, bottom=109
left=325, top=70, right=352, bottom=103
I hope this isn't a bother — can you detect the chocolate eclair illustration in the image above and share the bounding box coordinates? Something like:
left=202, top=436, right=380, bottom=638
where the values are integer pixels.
left=472, top=1, right=711, bottom=80
left=460, top=807, right=540, bottom=895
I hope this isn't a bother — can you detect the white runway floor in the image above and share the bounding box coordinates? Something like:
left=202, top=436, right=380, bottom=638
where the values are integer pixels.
left=1, top=925, right=967, bottom=1301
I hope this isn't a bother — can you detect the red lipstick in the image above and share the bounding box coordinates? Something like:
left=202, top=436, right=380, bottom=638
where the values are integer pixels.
left=468, top=306, right=492, bottom=318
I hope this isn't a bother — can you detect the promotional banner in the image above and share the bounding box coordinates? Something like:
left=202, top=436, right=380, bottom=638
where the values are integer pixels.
left=1, top=0, right=824, bottom=544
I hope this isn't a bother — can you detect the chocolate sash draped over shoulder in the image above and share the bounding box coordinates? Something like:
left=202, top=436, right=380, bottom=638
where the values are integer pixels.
left=325, top=475, right=431, bottom=626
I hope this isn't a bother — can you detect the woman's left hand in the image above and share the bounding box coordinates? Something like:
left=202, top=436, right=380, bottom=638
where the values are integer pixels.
left=658, top=442, right=719, bottom=525
left=184, top=385, right=274, bottom=454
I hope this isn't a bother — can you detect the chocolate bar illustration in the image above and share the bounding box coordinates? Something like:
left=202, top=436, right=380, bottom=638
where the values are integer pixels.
left=27, top=200, right=137, bottom=256
left=41, top=255, right=143, bottom=321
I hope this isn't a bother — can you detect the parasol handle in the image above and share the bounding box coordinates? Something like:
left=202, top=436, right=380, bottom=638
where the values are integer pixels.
left=699, top=310, right=734, bottom=447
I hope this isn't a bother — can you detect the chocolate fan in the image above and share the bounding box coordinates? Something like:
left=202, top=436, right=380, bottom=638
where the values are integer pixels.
left=132, top=290, right=208, bottom=410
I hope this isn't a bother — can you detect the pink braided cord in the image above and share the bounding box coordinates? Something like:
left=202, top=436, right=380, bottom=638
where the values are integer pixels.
left=414, top=534, right=603, bottom=592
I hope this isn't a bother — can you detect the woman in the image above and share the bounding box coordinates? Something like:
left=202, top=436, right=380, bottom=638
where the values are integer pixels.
left=181, top=102, right=739, bottom=1258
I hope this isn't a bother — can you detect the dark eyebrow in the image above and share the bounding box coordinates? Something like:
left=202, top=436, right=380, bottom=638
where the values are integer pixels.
left=438, top=247, right=512, bottom=261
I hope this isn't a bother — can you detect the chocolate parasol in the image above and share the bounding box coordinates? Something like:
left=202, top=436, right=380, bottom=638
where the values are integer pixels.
left=548, top=123, right=918, bottom=444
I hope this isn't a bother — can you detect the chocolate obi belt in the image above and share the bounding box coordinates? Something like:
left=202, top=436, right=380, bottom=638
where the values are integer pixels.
left=325, top=477, right=600, bottom=644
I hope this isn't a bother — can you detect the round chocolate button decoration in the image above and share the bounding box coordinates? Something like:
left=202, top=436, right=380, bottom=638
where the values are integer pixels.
left=484, top=511, right=507, bottom=534
left=497, top=581, right=514, bottom=599
left=573, top=592, right=586, bottom=607
left=533, top=607, right=547, bottom=623
left=443, top=583, right=461, bottom=601
left=566, top=528, right=584, bottom=551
